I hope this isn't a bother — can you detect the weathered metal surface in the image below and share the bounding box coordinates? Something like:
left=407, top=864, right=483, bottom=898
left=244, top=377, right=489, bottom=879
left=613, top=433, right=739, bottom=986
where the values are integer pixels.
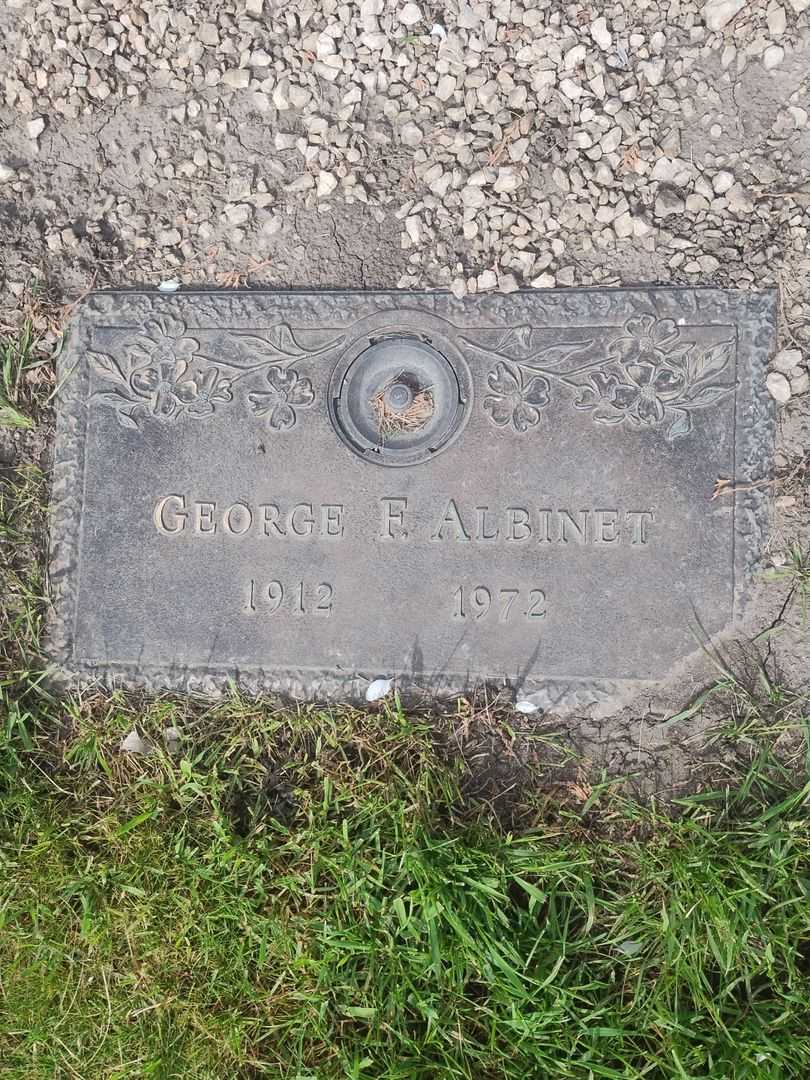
left=47, top=287, right=777, bottom=710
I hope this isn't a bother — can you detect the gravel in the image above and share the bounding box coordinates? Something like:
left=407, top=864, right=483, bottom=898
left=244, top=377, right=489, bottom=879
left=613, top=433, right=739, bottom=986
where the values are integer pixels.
left=0, top=0, right=808, bottom=329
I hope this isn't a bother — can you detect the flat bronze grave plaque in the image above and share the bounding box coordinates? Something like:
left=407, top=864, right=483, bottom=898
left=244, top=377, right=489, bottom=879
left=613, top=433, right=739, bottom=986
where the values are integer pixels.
left=48, top=288, right=776, bottom=710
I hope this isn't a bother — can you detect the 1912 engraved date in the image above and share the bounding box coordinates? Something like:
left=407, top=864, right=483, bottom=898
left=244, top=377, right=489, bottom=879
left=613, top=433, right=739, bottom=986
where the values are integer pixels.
left=452, top=585, right=547, bottom=621
left=247, top=579, right=333, bottom=616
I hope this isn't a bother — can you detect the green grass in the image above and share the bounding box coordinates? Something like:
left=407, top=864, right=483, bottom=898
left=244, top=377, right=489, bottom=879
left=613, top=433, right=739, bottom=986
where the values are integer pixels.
left=1, top=690, right=810, bottom=1080
left=765, top=545, right=810, bottom=621
left=0, top=320, right=43, bottom=430
left=2, top=317, right=810, bottom=1077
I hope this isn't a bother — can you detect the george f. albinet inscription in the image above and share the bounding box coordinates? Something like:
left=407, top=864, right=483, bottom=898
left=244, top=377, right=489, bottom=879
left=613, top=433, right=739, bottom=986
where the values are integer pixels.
left=47, top=288, right=776, bottom=711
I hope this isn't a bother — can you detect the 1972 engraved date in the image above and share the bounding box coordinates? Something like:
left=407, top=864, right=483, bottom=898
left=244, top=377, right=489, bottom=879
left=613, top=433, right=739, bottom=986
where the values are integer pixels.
left=452, top=585, right=547, bottom=621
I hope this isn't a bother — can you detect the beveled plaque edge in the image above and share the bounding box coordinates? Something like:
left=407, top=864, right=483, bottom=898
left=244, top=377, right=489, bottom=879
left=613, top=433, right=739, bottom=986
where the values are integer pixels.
left=44, top=286, right=777, bottom=709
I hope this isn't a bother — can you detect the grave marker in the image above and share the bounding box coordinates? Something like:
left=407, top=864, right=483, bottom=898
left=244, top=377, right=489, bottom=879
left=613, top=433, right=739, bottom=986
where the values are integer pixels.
left=47, top=288, right=776, bottom=710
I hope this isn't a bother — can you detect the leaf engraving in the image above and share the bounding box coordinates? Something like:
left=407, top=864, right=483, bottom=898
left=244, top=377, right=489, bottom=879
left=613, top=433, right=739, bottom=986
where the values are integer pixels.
left=688, top=339, right=733, bottom=385
left=88, top=350, right=126, bottom=383
left=666, top=408, right=692, bottom=440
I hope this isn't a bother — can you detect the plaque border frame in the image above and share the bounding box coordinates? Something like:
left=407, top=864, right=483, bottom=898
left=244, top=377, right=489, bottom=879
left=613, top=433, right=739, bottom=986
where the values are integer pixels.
left=45, top=286, right=777, bottom=711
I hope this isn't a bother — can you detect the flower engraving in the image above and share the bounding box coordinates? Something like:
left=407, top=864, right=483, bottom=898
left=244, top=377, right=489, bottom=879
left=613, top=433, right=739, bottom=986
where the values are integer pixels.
left=574, top=361, right=687, bottom=426
left=128, top=358, right=199, bottom=420
left=187, top=368, right=233, bottom=417
left=125, top=313, right=201, bottom=370
left=247, top=365, right=315, bottom=431
left=89, top=313, right=227, bottom=429
left=88, top=315, right=339, bottom=431
left=483, top=361, right=550, bottom=433
left=607, top=313, right=680, bottom=366
left=573, top=316, right=735, bottom=439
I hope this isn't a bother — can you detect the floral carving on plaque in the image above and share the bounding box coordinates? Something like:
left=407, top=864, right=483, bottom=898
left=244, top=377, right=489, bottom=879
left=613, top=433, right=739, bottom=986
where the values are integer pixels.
left=482, top=361, right=550, bottom=432
left=247, top=365, right=315, bottom=431
left=88, top=313, right=342, bottom=432
left=468, top=315, right=735, bottom=441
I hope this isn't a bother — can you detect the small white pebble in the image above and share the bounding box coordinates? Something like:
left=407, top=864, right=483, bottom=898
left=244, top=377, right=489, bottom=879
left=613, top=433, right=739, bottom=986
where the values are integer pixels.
left=366, top=678, right=393, bottom=702
left=120, top=729, right=151, bottom=755
left=712, top=170, right=734, bottom=195
left=399, top=2, right=422, bottom=26
left=590, top=16, right=612, bottom=50
left=766, top=371, right=791, bottom=404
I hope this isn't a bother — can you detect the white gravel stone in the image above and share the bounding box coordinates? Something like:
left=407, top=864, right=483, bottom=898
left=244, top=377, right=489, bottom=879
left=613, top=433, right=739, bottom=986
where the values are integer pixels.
left=766, top=371, right=792, bottom=403
left=559, top=78, right=584, bottom=101
left=399, top=3, right=422, bottom=26
left=0, top=163, right=15, bottom=183
left=405, top=216, right=421, bottom=245
left=27, top=117, right=45, bottom=139
left=655, top=189, right=685, bottom=217
left=767, top=6, right=787, bottom=35
left=790, top=370, right=810, bottom=395
left=726, top=183, right=754, bottom=214
left=461, top=185, right=486, bottom=209
left=703, top=0, right=746, bottom=31
left=317, top=172, right=338, bottom=198
left=494, top=168, right=522, bottom=194
left=400, top=122, right=423, bottom=147
left=591, top=17, right=612, bottom=50
left=224, top=204, right=251, bottom=226
left=316, top=33, right=337, bottom=60
left=613, top=211, right=634, bottom=238
left=436, top=75, right=456, bottom=101
left=772, top=348, right=803, bottom=374
left=712, top=170, right=735, bottom=195
left=640, top=60, right=666, bottom=86
left=365, top=678, right=393, bottom=702
left=601, top=127, right=623, bottom=154
left=763, top=46, right=785, bottom=71
left=222, top=69, right=250, bottom=90
left=120, top=729, right=151, bottom=755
